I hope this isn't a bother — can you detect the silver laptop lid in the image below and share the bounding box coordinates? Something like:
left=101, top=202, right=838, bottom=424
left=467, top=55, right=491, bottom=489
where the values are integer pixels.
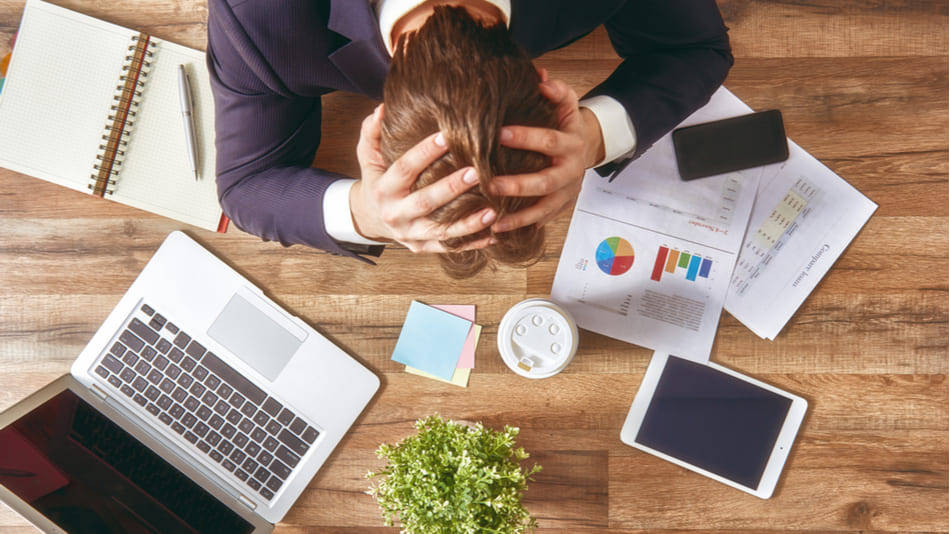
left=0, top=376, right=272, bottom=533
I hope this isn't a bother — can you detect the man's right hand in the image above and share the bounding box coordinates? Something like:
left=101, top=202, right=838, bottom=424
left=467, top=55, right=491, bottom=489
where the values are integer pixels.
left=349, top=105, right=498, bottom=253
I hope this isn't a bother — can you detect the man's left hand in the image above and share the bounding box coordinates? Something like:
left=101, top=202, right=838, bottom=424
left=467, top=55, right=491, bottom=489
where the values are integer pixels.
left=489, top=76, right=605, bottom=233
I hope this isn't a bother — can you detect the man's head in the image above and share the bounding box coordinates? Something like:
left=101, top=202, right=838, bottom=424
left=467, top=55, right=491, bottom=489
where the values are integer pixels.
left=380, top=5, right=557, bottom=278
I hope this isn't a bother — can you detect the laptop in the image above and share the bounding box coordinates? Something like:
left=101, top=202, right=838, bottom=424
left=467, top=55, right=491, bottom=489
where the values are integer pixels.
left=0, top=231, right=380, bottom=533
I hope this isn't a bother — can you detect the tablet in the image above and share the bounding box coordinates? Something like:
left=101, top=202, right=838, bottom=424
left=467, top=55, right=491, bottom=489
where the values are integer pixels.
left=620, top=353, right=807, bottom=498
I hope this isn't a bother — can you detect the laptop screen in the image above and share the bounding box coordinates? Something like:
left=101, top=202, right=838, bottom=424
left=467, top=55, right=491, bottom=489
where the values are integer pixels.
left=0, top=389, right=254, bottom=534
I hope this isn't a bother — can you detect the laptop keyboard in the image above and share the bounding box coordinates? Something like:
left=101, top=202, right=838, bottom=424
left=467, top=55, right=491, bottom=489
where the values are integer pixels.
left=93, top=303, right=321, bottom=503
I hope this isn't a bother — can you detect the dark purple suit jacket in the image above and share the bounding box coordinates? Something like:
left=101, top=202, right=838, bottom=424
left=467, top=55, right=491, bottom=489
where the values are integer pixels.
left=207, top=0, right=733, bottom=260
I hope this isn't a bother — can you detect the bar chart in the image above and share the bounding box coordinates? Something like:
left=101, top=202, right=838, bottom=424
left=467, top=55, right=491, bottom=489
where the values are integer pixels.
left=651, top=245, right=713, bottom=282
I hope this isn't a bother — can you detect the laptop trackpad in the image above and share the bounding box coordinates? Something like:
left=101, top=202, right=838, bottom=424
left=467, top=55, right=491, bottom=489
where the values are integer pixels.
left=207, top=294, right=303, bottom=381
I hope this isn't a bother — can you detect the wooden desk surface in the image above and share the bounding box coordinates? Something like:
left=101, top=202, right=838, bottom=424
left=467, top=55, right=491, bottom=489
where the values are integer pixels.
left=0, top=1, right=946, bottom=532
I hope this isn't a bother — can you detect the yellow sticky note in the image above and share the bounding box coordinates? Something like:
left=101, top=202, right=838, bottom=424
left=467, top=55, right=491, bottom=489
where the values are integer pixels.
left=406, top=365, right=472, bottom=387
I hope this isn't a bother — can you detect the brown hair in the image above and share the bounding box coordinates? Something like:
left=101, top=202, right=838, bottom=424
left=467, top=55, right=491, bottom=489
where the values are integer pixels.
left=380, top=5, right=557, bottom=278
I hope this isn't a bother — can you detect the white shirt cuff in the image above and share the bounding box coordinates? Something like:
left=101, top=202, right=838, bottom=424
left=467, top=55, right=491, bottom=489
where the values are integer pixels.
left=323, top=179, right=387, bottom=246
left=579, top=95, right=638, bottom=168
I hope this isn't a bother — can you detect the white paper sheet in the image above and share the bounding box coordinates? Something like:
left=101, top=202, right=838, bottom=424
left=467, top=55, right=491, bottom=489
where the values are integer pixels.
left=551, top=88, right=761, bottom=361
left=724, top=140, right=878, bottom=339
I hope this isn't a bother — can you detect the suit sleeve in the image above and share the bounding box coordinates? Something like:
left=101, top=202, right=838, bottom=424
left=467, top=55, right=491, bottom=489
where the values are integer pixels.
left=585, top=0, right=734, bottom=162
left=206, top=2, right=377, bottom=259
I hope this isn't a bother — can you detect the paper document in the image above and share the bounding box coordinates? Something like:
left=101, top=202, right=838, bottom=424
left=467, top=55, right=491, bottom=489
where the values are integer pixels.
left=724, top=140, right=877, bottom=339
left=551, top=88, right=761, bottom=361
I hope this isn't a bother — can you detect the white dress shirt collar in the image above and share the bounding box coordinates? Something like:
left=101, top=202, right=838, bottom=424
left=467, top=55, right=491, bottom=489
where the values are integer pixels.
left=374, top=0, right=512, bottom=56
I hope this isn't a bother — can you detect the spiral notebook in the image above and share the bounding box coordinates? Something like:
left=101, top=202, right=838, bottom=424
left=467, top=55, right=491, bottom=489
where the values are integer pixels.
left=0, top=0, right=227, bottom=232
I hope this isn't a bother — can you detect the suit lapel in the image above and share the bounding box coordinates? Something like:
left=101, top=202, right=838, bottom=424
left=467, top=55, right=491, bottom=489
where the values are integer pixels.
left=328, top=0, right=389, bottom=100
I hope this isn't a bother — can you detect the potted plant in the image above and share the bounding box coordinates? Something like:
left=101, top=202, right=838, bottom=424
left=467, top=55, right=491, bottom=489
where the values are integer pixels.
left=367, top=415, right=541, bottom=533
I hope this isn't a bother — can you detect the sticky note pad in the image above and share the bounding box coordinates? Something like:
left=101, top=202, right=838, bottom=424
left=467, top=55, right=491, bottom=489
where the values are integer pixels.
left=391, top=301, right=471, bottom=380
left=406, top=366, right=472, bottom=388
left=433, top=305, right=478, bottom=369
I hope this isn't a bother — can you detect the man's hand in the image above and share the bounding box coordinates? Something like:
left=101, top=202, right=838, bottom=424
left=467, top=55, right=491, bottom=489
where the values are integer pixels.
left=489, top=76, right=605, bottom=233
left=350, top=105, right=498, bottom=253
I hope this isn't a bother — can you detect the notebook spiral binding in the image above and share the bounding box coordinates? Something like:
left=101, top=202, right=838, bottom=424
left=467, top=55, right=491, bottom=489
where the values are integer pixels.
left=88, top=32, right=156, bottom=197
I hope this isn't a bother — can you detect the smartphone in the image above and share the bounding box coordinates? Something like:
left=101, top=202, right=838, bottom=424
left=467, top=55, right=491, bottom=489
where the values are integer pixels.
left=672, top=110, right=789, bottom=181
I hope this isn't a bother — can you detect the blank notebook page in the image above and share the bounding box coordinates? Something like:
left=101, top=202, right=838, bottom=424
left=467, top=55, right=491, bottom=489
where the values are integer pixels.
left=0, top=0, right=222, bottom=232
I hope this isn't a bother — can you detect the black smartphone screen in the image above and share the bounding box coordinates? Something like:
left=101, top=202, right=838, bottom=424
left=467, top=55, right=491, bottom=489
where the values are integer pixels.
left=672, top=110, right=788, bottom=180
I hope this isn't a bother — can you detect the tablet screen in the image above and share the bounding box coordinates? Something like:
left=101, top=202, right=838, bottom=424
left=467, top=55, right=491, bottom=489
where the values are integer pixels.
left=635, top=356, right=792, bottom=489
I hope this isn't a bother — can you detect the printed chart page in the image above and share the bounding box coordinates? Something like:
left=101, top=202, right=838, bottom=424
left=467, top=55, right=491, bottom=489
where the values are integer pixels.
left=551, top=87, right=761, bottom=361
left=724, top=140, right=877, bottom=339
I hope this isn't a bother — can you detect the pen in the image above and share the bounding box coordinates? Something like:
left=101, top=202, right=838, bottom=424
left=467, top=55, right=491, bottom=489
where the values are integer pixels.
left=178, top=64, right=199, bottom=181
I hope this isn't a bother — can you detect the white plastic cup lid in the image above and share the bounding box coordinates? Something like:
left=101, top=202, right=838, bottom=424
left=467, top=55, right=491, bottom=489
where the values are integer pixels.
left=497, top=299, right=579, bottom=379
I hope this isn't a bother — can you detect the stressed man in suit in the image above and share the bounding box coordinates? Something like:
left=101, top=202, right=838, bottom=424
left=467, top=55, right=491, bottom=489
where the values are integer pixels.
left=207, top=0, right=733, bottom=262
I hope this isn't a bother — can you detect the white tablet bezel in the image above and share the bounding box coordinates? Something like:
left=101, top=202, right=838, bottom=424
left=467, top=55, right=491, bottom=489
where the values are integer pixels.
left=620, top=352, right=807, bottom=499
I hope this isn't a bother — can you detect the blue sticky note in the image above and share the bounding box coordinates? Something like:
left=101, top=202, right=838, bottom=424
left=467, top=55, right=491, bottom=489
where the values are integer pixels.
left=392, top=301, right=472, bottom=380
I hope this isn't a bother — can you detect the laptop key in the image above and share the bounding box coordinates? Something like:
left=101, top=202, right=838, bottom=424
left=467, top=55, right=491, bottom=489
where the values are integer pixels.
left=134, top=360, right=151, bottom=376
left=278, top=428, right=310, bottom=456
left=276, top=408, right=294, bottom=426
left=147, top=369, right=163, bottom=385
left=247, top=478, right=261, bottom=491
left=262, top=397, right=283, bottom=418
left=95, top=365, right=110, bottom=379
left=102, top=354, right=123, bottom=373
left=168, top=347, right=184, bottom=363
left=122, top=351, right=139, bottom=367
left=158, top=412, right=173, bottom=426
left=214, top=399, right=230, bottom=416
left=265, top=420, right=281, bottom=435
left=253, top=411, right=269, bottom=427
left=171, top=387, right=188, bottom=403
left=302, top=426, right=320, bottom=444
left=140, top=346, right=158, bottom=362
left=133, top=394, right=148, bottom=407
left=207, top=431, right=222, bottom=447
left=241, top=403, right=256, bottom=418
left=165, top=322, right=179, bottom=335
left=120, top=384, right=135, bottom=397
left=238, top=418, right=254, bottom=434
left=270, top=459, right=292, bottom=480
left=165, top=364, right=182, bottom=379
left=189, top=382, right=206, bottom=398
left=145, top=386, right=160, bottom=401
left=234, top=433, right=249, bottom=448
left=197, top=441, right=211, bottom=454
left=173, top=331, right=191, bottom=350
left=263, top=436, right=279, bottom=452
left=146, top=403, right=160, bottom=416
left=202, top=391, right=219, bottom=407
left=132, top=377, right=148, bottom=392
left=194, top=422, right=209, bottom=438
left=182, top=414, right=198, bottom=428
left=194, top=365, right=209, bottom=381
left=120, top=367, right=136, bottom=383
left=246, top=443, right=261, bottom=459
left=221, top=459, right=236, bottom=472
left=221, top=424, right=236, bottom=439
left=234, top=469, right=249, bottom=481
left=184, top=396, right=200, bottom=412
left=170, top=405, right=185, bottom=419
left=210, top=450, right=223, bottom=463
left=156, top=338, right=172, bottom=354
left=258, top=451, right=273, bottom=466
left=153, top=354, right=169, bottom=371
left=242, top=458, right=258, bottom=474
left=186, top=340, right=206, bottom=360
left=202, top=351, right=266, bottom=405
left=275, top=446, right=300, bottom=469
left=217, top=383, right=234, bottom=399
left=184, top=431, right=198, bottom=444
left=149, top=315, right=166, bottom=331
left=120, top=330, right=145, bottom=352
left=141, top=303, right=155, bottom=316
left=107, top=375, right=122, bottom=389
left=197, top=405, right=212, bottom=421
left=129, top=318, right=160, bottom=345
left=209, top=415, right=225, bottom=430
left=253, top=466, right=269, bottom=483
left=205, top=374, right=221, bottom=390
left=251, top=427, right=267, bottom=444
left=157, top=395, right=172, bottom=410
left=159, top=378, right=176, bottom=394
left=177, top=374, right=194, bottom=388
left=218, top=440, right=234, bottom=455
left=259, top=487, right=274, bottom=500
left=230, top=449, right=246, bottom=464
left=266, top=476, right=283, bottom=492
left=172, top=422, right=186, bottom=435
left=229, top=392, right=245, bottom=409
left=289, top=417, right=306, bottom=435
left=181, top=357, right=197, bottom=372
left=110, top=342, right=127, bottom=357
left=227, top=409, right=242, bottom=425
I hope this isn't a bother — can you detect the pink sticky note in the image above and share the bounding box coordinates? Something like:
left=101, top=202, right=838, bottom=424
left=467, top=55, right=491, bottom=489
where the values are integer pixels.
left=434, top=305, right=477, bottom=369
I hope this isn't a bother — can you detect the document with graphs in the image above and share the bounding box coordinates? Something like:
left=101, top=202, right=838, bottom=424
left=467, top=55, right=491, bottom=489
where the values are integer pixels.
left=724, top=140, right=877, bottom=340
left=551, top=88, right=761, bottom=361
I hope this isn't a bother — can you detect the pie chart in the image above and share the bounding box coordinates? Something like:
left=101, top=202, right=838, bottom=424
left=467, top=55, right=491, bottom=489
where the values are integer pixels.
left=595, top=237, right=635, bottom=275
